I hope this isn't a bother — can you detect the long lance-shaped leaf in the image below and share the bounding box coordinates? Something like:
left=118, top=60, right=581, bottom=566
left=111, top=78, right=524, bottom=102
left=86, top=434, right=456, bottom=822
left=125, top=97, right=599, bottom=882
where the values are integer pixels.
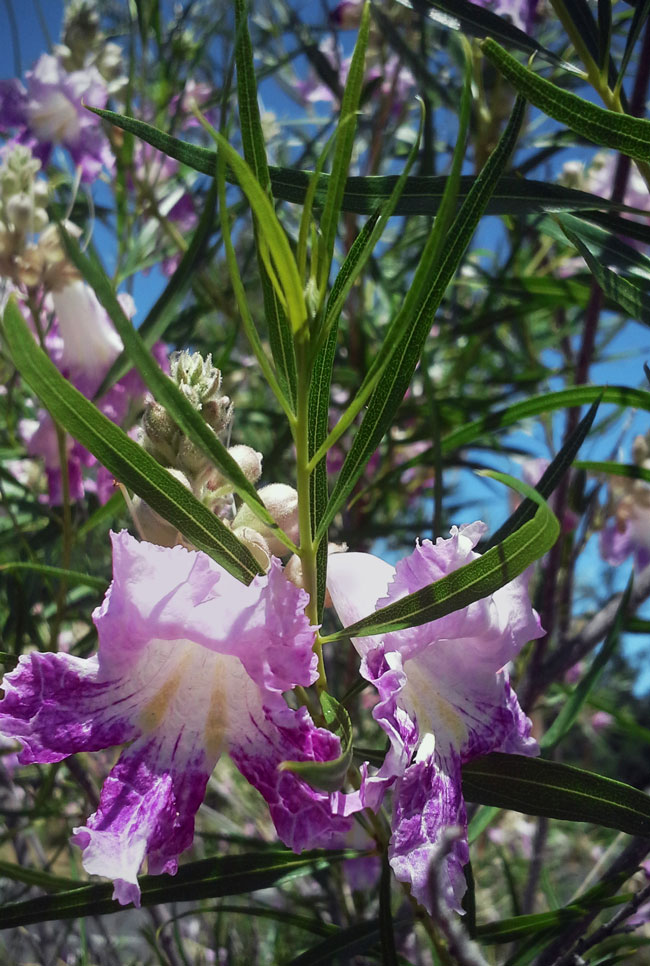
left=316, top=97, right=526, bottom=543
left=575, top=460, right=650, bottom=484
left=310, top=50, right=472, bottom=495
left=482, top=38, right=650, bottom=164
left=462, top=752, right=650, bottom=837
left=2, top=299, right=261, bottom=584
left=308, top=116, right=426, bottom=618
left=413, top=0, right=576, bottom=69
left=289, top=919, right=389, bottom=966
left=368, top=386, right=650, bottom=494
left=475, top=893, right=631, bottom=944
left=561, top=220, right=650, bottom=327
left=485, top=396, right=600, bottom=549
left=541, top=574, right=633, bottom=751
left=234, top=0, right=297, bottom=404
left=0, top=849, right=356, bottom=928
left=321, top=475, right=558, bottom=643
left=0, top=860, right=79, bottom=894
left=58, top=228, right=297, bottom=554
left=0, top=562, right=107, bottom=591
left=96, top=178, right=218, bottom=397
left=87, top=108, right=642, bottom=218
left=317, top=0, right=370, bottom=296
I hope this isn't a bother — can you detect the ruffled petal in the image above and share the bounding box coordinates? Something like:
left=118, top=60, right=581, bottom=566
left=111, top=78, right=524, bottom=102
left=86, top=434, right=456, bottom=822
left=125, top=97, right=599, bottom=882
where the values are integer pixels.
left=399, top=647, right=538, bottom=762
left=71, top=731, right=213, bottom=907
left=97, top=532, right=317, bottom=691
left=231, top=702, right=354, bottom=851
left=380, top=527, right=543, bottom=668
left=389, top=751, right=469, bottom=915
left=0, top=651, right=136, bottom=764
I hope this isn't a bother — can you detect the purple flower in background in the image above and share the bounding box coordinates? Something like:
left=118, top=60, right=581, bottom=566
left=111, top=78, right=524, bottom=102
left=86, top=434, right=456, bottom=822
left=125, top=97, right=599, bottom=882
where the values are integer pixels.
left=22, top=281, right=168, bottom=504
left=327, top=522, right=543, bottom=913
left=0, top=53, right=113, bottom=182
left=600, top=434, right=650, bottom=572
left=0, top=532, right=354, bottom=905
left=471, top=0, right=539, bottom=33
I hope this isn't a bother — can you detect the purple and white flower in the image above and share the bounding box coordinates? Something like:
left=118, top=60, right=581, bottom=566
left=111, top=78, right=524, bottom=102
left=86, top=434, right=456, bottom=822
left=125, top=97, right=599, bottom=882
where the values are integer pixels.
left=327, top=522, right=543, bottom=913
left=0, top=53, right=113, bottom=182
left=21, top=281, right=168, bottom=505
left=0, top=532, right=354, bottom=905
left=599, top=434, right=650, bottom=572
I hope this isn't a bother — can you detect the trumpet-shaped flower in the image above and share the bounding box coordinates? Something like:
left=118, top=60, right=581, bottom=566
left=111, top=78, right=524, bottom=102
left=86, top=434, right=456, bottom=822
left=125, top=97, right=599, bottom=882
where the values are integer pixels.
left=0, top=532, right=353, bottom=905
left=327, top=522, right=543, bottom=913
left=0, top=53, right=113, bottom=181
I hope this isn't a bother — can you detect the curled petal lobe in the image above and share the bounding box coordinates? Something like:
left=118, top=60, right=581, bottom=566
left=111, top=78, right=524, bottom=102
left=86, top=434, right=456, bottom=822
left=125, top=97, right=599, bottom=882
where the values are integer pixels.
left=326, top=551, right=395, bottom=656
left=389, top=753, right=469, bottom=915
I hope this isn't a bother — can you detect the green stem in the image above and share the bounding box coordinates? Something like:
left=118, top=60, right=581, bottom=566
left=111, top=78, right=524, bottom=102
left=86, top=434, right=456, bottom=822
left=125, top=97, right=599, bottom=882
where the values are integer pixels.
left=295, top=334, right=326, bottom=691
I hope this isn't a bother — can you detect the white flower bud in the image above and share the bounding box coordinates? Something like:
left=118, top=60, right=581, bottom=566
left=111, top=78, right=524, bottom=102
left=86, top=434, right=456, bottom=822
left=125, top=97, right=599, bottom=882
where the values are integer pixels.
left=228, top=444, right=262, bottom=484
left=284, top=553, right=304, bottom=589
left=232, top=483, right=299, bottom=556
left=6, top=194, right=34, bottom=231
left=233, top=526, right=271, bottom=571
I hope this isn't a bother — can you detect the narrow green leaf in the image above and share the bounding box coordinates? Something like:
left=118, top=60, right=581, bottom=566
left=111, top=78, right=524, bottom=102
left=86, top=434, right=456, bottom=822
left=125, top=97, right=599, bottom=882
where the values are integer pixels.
left=617, top=0, right=650, bottom=87
left=467, top=805, right=502, bottom=845
left=462, top=753, right=650, bottom=837
left=575, top=460, right=650, bottom=484
left=322, top=474, right=558, bottom=642
left=482, top=38, right=650, bottom=164
left=475, top=893, right=631, bottom=944
left=234, top=0, right=298, bottom=404
left=307, top=109, right=425, bottom=604
left=2, top=299, right=261, bottom=584
left=318, top=1, right=370, bottom=293
left=97, top=178, right=218, bottom=396
left=421, top=0, right=575, bottom=69
left=316, top=95, right=526, bottom=542
left=446, top=387, right=650, bottom=451
left=561, top=219, right=650, bottom=327
left=366, top=386, right=650, bottom=497
left=544, top=211, right=650, bottom=279
left=0, top=563, right=107, bottom=591
left=289, top=919, right=384, bottom=966
left=58, top=229, right=297, bottom=554
left=279, top=692, right=353, bottom=792
left=597, top=0, right=612, bottom=72
left=87, top=107, right=638, bottom=217
left=485, top=396, right=600, bottom=549
left=0, top=850, right=355, bottom=928
left=0, top=860, right=80, bottom=894
left=541, top=574, right=633, bottom=751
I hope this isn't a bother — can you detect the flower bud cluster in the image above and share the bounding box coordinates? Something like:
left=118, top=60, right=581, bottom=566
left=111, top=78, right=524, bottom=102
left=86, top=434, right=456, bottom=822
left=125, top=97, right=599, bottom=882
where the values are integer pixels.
left=136, top=351, right=301, bottom=565
left=58, top=0, right=126, bottom=95
left=606, top=433, right=650, bottom=528
left=0, top=145, right=79, bottom=291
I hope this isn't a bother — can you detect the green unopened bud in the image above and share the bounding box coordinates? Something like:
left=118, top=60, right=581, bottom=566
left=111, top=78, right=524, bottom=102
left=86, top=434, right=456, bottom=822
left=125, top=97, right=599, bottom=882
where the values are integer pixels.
left=177, top=434, right=210, bottom=480
left=142, top=401, right=179, bottom=465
